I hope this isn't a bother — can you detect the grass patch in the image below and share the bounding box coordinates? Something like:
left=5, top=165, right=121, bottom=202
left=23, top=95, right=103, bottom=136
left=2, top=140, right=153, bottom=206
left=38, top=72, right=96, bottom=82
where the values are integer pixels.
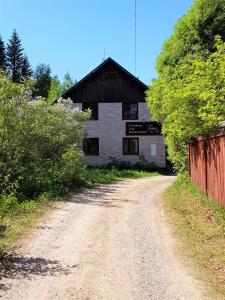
left=164, top=173, right=225, bottom=298
left=0, top=193, right=55, bottom=252
left=79, top=167, right=159, bottom=187
left=0, top=168, right=158, bottom=252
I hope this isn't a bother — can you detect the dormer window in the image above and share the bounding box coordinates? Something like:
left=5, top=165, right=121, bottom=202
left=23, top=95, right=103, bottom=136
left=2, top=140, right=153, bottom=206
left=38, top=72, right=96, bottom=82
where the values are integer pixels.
left=105, top=72, right=117, bottom=80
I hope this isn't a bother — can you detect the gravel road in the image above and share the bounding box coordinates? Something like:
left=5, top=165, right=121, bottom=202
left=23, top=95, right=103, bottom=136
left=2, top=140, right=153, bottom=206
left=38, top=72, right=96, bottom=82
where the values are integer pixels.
left=0, top=176, right=205, bottom=300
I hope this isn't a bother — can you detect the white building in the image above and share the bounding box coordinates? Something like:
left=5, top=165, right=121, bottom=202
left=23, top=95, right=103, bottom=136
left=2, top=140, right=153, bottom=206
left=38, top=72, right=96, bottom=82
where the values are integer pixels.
left=63, top=58, right=166, bottom=168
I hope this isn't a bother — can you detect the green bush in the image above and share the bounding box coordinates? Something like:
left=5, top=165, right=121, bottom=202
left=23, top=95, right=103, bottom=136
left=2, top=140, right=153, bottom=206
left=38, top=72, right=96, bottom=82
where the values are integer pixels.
left=0, top=72, right=89, bottom=199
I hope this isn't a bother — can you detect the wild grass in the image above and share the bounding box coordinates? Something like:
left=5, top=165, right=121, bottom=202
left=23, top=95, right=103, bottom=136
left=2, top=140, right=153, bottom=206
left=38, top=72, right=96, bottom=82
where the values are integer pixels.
left=0, top=193, right=55, bottom=252
left=79, top=167, right=159, bottom=187
left=164, top=173, right=225, bottom=298
left=0, top=168, right=158, bottom=252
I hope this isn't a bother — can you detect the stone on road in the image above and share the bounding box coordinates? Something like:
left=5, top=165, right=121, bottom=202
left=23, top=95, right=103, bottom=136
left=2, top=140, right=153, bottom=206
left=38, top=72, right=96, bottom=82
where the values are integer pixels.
left=0, top=176, right=205, bottom=300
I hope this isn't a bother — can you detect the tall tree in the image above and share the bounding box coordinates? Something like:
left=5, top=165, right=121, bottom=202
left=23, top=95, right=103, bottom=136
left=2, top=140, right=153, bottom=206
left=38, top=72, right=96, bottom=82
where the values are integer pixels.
left=34, top=63, right=51, bottom=98
left=62, top=72, right=75, bottom=93
left=21, top=54, right=33, bottom=80
left=0, top=35, right=6, bottom=70
left=6, top=30, right=24, bottom=82
left=48, top=75, right=62, bottom=104
left=147, top=0, right=225, bottom=172
left=157, top=0, right=225, bottom=74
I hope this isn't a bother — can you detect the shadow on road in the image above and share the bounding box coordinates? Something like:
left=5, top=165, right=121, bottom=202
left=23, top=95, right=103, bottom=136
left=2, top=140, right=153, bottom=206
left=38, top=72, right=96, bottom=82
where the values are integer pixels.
left=0, top=252, right=67, bottom=291
left=69, top=184, right=138, bottom=208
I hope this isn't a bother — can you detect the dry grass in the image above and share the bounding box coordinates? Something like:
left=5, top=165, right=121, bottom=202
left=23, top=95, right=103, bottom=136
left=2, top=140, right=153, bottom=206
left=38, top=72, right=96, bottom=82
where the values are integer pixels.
left=164, top=174, right=225, bottom=298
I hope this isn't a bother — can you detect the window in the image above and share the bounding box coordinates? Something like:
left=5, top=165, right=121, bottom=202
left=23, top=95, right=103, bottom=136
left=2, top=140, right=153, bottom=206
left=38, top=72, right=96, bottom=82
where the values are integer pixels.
left=123, top=138, right=139, bottom=155
left=83, top=138, right=99, bottom=155
left=122, top=103, right=138, bottom=120
left=82, top=103, right=98, bottom=120
left=150, top=144, right=157, bottom=156
left=105, top=72, right=117, bottom=80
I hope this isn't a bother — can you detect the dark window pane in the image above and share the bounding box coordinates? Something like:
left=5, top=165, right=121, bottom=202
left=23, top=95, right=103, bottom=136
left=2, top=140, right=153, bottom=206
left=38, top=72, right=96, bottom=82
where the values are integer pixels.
left=83, top=138, right=99, bottom=155
left=123, top=139, right=129, bottom=154
left=130, top=138, right=138, bottom=153
left=122, top=103, right=138, bottom=120
left=82, top=103, right=98, bottom=120
left=123, top=138, right=139, bottom=155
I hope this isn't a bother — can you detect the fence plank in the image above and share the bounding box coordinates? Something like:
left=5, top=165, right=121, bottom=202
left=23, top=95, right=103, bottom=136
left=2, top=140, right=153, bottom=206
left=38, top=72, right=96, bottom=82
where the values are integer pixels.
left=189, top=133, right=225, bottom=208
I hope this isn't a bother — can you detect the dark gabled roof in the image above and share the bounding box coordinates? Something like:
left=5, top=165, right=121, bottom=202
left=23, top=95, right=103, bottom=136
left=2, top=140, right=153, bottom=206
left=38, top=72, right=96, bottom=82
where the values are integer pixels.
left=62, top=57, right=147, bottom=98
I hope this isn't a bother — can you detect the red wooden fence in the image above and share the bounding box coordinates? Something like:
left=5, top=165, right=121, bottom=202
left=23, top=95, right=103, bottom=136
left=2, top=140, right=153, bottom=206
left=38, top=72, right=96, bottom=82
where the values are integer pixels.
left=189, top=132, right=225, bottom=208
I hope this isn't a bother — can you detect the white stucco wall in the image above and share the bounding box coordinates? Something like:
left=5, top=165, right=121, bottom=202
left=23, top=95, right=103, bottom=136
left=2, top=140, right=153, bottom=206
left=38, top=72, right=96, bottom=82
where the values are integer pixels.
left=73, top=102, right=166, bottom=167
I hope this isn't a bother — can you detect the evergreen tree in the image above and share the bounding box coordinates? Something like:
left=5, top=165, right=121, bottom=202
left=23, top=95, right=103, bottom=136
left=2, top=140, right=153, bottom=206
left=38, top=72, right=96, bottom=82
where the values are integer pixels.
left=34, top=63, right=51, bottom=98
left=0, top=35, right=6, bottom=70
left=21, top=54, right=33, bottom=80
left=6, top=30, right=24, bottom=82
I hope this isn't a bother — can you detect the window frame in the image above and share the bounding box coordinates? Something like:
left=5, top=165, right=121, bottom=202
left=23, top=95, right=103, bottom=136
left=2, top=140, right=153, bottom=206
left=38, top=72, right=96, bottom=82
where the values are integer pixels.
left=150, top=144, right=157, bottom=156
left=83, top=138, right=99, bottom=156
left=82, top=103, right=98, bottom=120
left=122, top=103, right=138, bottom=120
left=123, top=138, right=139, bottom=155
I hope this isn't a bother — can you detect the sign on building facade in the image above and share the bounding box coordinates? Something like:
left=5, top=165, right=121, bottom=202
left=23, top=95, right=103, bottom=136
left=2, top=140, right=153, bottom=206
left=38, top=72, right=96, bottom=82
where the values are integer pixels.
left=126, top=122, right=161, bottom=136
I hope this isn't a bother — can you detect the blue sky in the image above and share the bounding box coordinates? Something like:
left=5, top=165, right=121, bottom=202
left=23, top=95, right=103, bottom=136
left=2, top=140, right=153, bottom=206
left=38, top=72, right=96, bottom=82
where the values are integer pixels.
left=0, top=0, right=193, bottom=85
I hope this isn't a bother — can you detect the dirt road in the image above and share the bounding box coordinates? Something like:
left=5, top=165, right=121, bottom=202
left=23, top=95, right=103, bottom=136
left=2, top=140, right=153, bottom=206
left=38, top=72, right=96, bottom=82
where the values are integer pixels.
left=0, top=176, right=205, bottom=300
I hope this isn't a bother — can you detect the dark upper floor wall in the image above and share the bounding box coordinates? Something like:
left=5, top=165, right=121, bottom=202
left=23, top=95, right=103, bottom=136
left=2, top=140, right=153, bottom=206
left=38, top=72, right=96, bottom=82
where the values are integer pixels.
left=63, top=58, right=147, bottom=104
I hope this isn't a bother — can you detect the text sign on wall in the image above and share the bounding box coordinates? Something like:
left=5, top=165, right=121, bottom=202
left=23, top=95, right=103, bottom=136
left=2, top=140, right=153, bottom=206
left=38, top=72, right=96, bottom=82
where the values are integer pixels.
left=126, top=122, right=161, bottom=135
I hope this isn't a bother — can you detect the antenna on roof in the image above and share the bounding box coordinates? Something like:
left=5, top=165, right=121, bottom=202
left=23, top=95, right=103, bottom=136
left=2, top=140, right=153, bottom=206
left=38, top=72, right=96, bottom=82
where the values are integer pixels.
left=103, top=48, right=106, bottom=61
left=134, top=0, right=137, bottom=76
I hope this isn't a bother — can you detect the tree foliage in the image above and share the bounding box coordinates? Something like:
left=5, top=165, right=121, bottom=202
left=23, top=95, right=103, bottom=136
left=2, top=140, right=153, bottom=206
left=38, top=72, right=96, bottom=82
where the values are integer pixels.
left=48, top=75, right=62, bottom=104
left=21, top=54, right=33, bottom=80
left=147, top=38, right=225, bottom=171
left=34, top=63, right=52, bottom=98
left=6, top=30, right=24, bottom=82
left=0, top=36, right=6, bottom=70
left=157, top=0, right=225, bottom=74
left=147, top=0, right=225, bottom=172
left=62, top=72, right=75, bottom=94
left=48, top=72, right=75, bottom=104
left=0, top=72, right=89, bottom=198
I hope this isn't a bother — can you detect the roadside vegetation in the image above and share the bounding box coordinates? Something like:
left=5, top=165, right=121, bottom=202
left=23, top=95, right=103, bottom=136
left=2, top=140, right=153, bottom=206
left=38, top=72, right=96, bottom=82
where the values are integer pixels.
left=164, top=174, right=225, bottom=298
left=146, top=0, right=225, bottom=296
left=79, top=167, right=159, bottom=188
left=0, top=71, right=88, bottom=252
left=147, top=0, right=225, bottom=172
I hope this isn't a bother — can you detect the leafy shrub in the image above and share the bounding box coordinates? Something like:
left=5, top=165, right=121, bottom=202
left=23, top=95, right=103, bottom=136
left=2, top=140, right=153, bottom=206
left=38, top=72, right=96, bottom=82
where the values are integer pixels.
left=147, top=0, right=225, bottom=172
left=0, top=72, right=89, bottom=199
left=147, top=38, right=225, bottom=172
left=103, top=155, right=163, bottom=172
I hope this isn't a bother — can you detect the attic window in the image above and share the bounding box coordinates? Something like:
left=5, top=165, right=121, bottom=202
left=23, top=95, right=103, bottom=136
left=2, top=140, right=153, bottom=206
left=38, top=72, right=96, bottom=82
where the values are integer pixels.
left=105, top=72, right=117, bottom=80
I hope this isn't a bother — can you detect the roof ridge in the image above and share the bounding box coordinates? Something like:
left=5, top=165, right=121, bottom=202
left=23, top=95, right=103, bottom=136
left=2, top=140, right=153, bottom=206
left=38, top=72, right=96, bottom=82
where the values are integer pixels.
left=62, top=57, right=147, bottom=98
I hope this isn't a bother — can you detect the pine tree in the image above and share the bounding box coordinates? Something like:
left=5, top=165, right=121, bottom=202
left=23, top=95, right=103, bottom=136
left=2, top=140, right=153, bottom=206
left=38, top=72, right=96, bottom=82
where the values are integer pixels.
left=6, top=30, right=24, bottom=82
left=0, top=35, right=6, bottom=70
left=21, top=54, right=33, bottom=80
